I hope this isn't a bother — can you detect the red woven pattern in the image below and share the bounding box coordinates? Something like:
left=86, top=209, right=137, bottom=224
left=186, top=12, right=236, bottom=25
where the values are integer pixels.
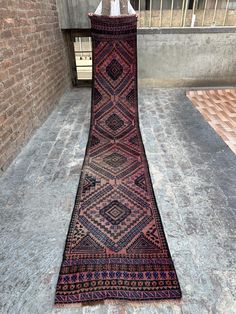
left=55, top=14, right=181, bottom=304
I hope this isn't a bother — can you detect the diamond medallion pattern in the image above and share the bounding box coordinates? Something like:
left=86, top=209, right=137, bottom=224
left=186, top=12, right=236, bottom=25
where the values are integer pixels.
left=96, top=106, right=133, bottom=139
left=103, top=152, right=127, bottom=168
left=106, top=59, right=123, bottom=81
left=100, top=200, right=131, bottom=225
left=105, top=113, right=124, bottom=131
left=55, top=14, right=181, bottom=305
left=80, top=189, right=151, bottom=245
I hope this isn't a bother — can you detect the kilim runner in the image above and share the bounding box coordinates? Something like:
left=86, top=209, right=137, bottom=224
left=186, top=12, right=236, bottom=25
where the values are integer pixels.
left=55, top=14, right=182, bottom=305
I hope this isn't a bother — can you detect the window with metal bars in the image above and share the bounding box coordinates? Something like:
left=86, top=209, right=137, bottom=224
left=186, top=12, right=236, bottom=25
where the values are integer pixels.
left=73, top=36, right=92, bottom=85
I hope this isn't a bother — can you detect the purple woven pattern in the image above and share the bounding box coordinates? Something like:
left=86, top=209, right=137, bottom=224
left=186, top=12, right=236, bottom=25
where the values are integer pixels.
left=55, top=14, right=181, bottom=305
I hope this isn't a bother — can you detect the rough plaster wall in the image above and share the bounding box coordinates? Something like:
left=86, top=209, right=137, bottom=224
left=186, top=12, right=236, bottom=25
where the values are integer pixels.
left=55, top=2, right=236, bottom=88
left=0, top=0, right=71, bottom=173
left=56, top=0, right=101, bottom=29
left=137, top=32, right=236, bottom=87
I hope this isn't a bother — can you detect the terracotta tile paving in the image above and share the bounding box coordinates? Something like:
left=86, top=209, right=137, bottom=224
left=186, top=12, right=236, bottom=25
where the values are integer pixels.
left=187, top=89, right=236, bottom=154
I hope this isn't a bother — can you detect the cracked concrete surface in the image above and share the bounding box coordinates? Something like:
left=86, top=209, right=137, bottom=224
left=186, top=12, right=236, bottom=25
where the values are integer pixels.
left=0, top=88, right=236, bottom=314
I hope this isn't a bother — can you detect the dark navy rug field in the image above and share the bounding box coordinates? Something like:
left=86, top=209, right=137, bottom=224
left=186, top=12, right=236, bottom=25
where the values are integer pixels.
left=55, top=14, right=181, bottom=305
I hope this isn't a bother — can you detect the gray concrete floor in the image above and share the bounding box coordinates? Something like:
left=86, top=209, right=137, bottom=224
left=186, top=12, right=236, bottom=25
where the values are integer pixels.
left=0, top=88, right=236, bottom=314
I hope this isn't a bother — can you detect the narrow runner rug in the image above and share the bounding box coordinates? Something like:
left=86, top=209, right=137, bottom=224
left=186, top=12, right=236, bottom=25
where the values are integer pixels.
left=55, top=14, right=182, bottom=305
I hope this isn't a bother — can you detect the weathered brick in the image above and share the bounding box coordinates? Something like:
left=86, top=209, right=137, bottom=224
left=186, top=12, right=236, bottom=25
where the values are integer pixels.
left=0, top=0, right=71, bottom=172
left=3, top=76, right=15, bottom=89
left=0, top=88, right=12, bottom=100
left=0, top=113, right=7, bottom=125
left=1, top=48, right=14, bottom=59
left=0, top=1, right=8, bottom=8
left=6, top=104, right=17, bottom=117
left=1, top=29, right=12, bottom=39
left=0, top=69, right=8, bottom=81
left=2, top=56, right=20, bottom=69
left=1, top=128, right=13, bottom=143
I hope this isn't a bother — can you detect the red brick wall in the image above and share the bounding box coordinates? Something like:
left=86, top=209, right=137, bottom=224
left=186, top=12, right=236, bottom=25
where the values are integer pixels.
left=0, top=0, right=71, bottom=172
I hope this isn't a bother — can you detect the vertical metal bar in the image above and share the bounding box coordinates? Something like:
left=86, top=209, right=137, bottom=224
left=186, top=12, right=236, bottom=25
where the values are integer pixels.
left=223, top=0, right=230, bottom=26
left=181, top=0, right=186, bottom=26
left=89, top=37, right=92, bottom=59
left=192, top=0, right=197, bottom=15
left=138, top=0, right=141, bottom=27
left=191, top=0, right=197, bottom=27
left=183, top=0, right=189, bottom=27
left=149, top=0, right=153, bottom=28
left=202, top=0, right=208, bottom=26
left=159, top=0, right=163, bottom=27
left=79, top=37, right=82, bottom=58
left=212, top=0, right=218, bottom=25
left=144, top=0, right=147, bottom=27
left=170, top=0, right=174, bottom=27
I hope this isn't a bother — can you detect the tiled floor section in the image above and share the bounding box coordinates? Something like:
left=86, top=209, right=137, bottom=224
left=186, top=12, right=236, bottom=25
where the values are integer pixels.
left=0, top=88, right=236, bottom=314
left=187, top=89, right=236, bottom=154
